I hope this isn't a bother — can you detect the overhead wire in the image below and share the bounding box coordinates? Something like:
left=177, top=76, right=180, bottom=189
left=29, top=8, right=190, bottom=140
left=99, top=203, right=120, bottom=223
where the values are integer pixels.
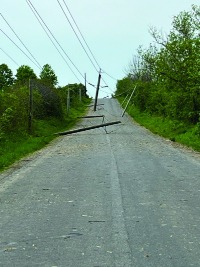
left=0, top=29, right=41, bottom=70
left=61, top=0, right=118, bottom=93
left=56, top=1, right=117, bottom=95
left=102, top=70, right=118, bottom=81
left=57, top=0, right=99, bottom=73
left=0, top=13, right=42, bottom=69
left=62, top=0, right=101, bottom=71
left=26, top=0, right=84, bottom=83
left=0, top=47, right=20, bottom=66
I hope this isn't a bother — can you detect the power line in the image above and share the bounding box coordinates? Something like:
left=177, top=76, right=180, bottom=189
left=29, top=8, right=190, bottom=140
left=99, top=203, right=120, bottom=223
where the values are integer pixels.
left=26, top=0, right=84, bottom=83
left=61, top=1, right=118, bottom=90
left=0, top=47, right=19, bottom=66
left=0, top=29, right=41, bottom=69
left=102, top=70, right=118, bottom=81
left=62, top=0, right=101, bottom=70
left=60, top=1, right=118, bottom=94
left=0, top=13, right=42, bottom=69
left=57, top=0, right=99, bottom=73
left=26, top=0, right=79, bottom=81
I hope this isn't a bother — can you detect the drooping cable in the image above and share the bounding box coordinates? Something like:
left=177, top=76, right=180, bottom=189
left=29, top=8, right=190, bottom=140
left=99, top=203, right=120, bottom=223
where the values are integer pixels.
left=0, top=47, right=19, bottom=66
left=102, top=70, right=118, bottom=81
left=0, top=13, right=42, bottom=69
left=57, top=0, right=99, bottom=73
left=26, top=0, right=80, bottom=82
left=58, top=1, right=117, bottom=93
left=62, top=0, right=101, bottom=71
left=0, top=29, right=41, bottom=69
left=61, top=1, right=118, bottom=90
left=27, top=0, right=84, bottom=82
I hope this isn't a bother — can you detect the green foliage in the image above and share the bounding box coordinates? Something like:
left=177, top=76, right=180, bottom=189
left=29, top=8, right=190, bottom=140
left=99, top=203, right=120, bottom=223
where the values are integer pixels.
left=117, top=5, right=200, bottom=125
left=119, top=102, right=200, bottom=152
left=116, top=77, right=133, bottom=96
left=40, top=64, right=58, bottom=87
left=0, top=88, right=29, bottom=136
left=15, top=65, right=37, bottom=86
left=0, top=64, right=14, bottom=89
left=0, top=96, right=91, bottom=171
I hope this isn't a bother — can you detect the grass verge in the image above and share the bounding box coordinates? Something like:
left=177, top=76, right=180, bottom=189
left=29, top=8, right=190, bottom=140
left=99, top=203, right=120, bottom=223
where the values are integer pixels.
left=0, top=99, right=91, bottom=172
left=118, top=97, right=200, bottom=152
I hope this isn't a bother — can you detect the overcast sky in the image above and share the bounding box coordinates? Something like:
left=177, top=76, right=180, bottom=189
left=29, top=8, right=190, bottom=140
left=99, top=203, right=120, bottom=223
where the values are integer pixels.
left=1, top=0, right=199, bottom=98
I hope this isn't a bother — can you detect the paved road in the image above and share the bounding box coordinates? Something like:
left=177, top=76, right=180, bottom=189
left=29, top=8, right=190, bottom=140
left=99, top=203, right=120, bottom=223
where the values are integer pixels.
left=0, top=99, right=200, bottom=267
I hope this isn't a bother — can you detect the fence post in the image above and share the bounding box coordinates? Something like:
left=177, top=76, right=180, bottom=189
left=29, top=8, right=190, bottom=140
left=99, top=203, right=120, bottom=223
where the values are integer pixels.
left=28, top=79, right=33, bottom=134
left=79, top=88, right=82, bottom=102
left=67, top=89, right=70, bottom=115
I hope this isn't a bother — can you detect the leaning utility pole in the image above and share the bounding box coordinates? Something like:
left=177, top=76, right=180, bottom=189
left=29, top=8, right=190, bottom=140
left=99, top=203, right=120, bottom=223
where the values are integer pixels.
left=94, top=69, right=101, bottom=111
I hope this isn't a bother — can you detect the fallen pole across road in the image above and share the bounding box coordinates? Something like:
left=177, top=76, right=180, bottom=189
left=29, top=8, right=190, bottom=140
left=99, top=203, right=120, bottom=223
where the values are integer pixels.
left=77, top=115, right=105, bottom=119
left=55, top=121, right=121, bottom=136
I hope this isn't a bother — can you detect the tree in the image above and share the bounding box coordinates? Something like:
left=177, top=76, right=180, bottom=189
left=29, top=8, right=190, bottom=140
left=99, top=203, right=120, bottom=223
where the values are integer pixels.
left=120, top=5, right=200, bottom=123
left=15, top=65, right=37, bottom=86
left=0, top=64, right=14, bottom=89
left=39, top=64, right=58, bottom=87
left=150, top=8, right=200, bottom=122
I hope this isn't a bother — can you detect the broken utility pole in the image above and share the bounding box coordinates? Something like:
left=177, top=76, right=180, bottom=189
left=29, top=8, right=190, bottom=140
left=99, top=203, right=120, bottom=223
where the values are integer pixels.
left=94, top=69, right=101, bottom=112
left=77, top=115, right=105, bottom=119
left=55, top=121, right=121, bottom=136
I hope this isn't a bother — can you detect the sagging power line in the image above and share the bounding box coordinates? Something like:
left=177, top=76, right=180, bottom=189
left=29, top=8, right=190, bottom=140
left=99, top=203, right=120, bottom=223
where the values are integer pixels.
left=0, top=13, right=42, bottom=70
left=57, top=0, right=99, bottom=73
left=0, top=29, right=41, bottom=70
left=58, top=1, right=116, bottom=94
left=26, top=0, right=85, bottom=83
left=0, top=47, right=19, bottom=66
left=61, top=0, right=101, bottom=71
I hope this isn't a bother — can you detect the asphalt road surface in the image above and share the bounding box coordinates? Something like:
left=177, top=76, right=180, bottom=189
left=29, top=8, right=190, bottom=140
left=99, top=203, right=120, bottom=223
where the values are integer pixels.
left=0, top=98, right=200, bottom=267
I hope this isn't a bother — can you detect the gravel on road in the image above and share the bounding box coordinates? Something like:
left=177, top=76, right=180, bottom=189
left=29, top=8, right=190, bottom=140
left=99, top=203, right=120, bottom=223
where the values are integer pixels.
left=0, top=98, right=200, bottom=267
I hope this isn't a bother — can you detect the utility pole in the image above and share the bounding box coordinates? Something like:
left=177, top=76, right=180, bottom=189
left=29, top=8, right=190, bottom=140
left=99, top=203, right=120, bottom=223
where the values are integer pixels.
left=79, top=88, right=82, bottom=102
left=67, top=89, right=70, bottom=115
left=84, top=73, right=87, bottom=97
left=94, top=69, right=101, bottom=111
left=28, top=79, right=33, bottom=134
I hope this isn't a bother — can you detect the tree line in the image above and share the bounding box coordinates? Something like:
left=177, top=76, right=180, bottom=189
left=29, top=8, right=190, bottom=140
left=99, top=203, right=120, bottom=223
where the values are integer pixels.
left=116, top=5, right=200, bottom=126
left=0, top=63, right=88, bottom=139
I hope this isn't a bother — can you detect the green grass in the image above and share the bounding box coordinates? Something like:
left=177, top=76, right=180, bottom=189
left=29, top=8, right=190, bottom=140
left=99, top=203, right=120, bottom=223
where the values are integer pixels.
left=0, top=99, right=91, bottom=172
left=118, top=97, right=200, bottom=152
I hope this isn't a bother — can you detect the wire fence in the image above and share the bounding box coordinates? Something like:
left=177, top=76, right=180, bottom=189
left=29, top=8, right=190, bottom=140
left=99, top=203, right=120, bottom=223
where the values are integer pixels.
left=0, top=79, right=87, bottom=138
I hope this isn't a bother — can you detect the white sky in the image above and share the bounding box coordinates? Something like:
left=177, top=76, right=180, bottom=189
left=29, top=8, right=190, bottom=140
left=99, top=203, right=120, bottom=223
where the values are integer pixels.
left=0, top=0, right=199, bottom=98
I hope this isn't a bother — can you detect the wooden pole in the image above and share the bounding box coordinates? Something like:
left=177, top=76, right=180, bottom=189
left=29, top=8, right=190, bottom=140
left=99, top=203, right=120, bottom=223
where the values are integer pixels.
left=67, top=89, right=70, bottom=115
left=28, top=79, right=33, bottom=134
left=55, top=121, right=121, bottom=136
left=79, top=88, right=82, bottom=102
left=94, top=70, right=101, bottom=111
left=84, top=73, right=87, bottom=96
left=77, top=115, right=105, bottom=119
